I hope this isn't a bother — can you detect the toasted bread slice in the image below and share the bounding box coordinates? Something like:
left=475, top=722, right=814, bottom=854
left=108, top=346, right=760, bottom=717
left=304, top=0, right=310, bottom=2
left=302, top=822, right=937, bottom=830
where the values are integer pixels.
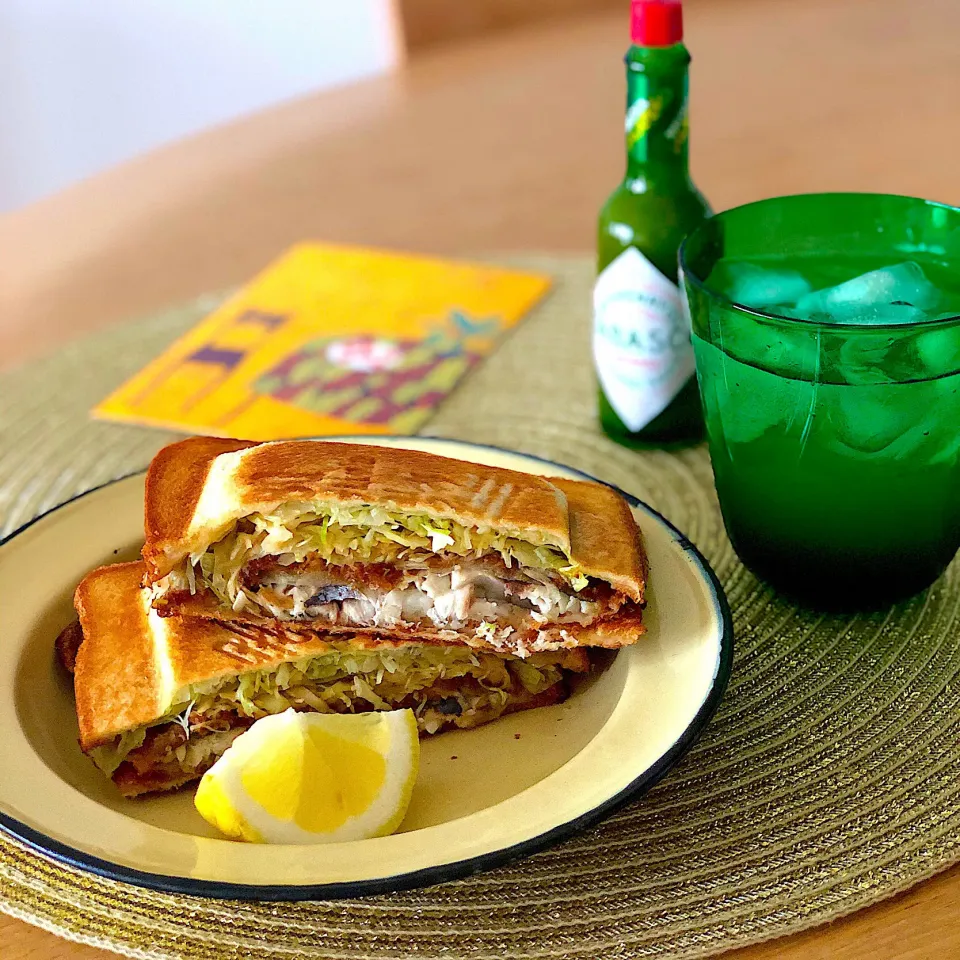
left=73, top=563, right=166, bottom=752
left=142, top=437, right=646, bottom=602
left=552, top=476, right=648, bottom=602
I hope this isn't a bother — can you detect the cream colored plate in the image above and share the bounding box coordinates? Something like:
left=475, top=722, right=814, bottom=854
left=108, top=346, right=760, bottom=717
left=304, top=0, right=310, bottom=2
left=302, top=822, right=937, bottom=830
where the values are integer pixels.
left=0, top=438, right=731, bottom=899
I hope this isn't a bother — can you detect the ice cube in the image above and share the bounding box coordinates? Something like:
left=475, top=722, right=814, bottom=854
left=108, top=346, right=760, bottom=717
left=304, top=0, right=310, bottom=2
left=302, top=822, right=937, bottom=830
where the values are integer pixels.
left=827, top=370, right=960, bottom=462
left=912, top=323, right=960, bottom=380
left=881, top=381, right=960, bottom=464
left=696, top=339, right=805, bottom=445
left=725, top=263, right=812, bottom=309
left=834, top=336, right=896, bottom=386
left=833, top=303, right=928, bottom=325
left=773, top=305, right=806, bottom=319
left=796, top=262, right=941, bottom=318
left=924, top=377, right=960, bottom=465
left=831, top=321, right=960, bottom=388
left=720, top=314, right=820, bottom=382
left=828, top=383, right=923, bottom=454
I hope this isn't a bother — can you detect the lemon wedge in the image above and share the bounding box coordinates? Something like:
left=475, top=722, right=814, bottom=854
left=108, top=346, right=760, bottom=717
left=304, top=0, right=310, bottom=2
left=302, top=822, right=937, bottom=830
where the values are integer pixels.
left=195, top=709, right=419, bottom=844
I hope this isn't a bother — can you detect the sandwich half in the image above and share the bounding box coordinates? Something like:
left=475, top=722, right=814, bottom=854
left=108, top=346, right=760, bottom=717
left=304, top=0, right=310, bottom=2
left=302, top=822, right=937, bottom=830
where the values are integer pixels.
left=63, top=562, right=590, bottom=796
left=142, top=438, right=648, bottom=657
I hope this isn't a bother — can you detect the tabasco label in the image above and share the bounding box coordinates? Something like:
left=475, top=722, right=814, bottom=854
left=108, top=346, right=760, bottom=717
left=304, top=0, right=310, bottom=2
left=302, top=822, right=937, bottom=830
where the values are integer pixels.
left=593, top=247, right=695, bottom=431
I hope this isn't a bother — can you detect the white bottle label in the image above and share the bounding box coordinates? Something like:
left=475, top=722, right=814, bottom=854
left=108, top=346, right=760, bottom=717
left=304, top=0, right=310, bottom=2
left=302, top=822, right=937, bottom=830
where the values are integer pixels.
left=593, top=247, right=695, bottom=431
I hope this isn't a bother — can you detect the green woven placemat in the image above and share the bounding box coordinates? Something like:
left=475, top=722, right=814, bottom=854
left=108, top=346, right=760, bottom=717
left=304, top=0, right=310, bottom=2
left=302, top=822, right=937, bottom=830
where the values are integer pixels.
left=1, top=255, right=959, bottom=959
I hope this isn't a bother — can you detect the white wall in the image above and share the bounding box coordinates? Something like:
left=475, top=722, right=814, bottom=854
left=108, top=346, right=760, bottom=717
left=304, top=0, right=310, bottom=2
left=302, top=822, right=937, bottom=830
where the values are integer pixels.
left=0, top=0, right=399, bottom=212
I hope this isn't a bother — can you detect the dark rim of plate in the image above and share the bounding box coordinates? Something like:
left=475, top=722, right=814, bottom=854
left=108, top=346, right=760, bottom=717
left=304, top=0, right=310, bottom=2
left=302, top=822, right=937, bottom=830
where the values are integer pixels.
left=0, top=436, right=734, bottom=902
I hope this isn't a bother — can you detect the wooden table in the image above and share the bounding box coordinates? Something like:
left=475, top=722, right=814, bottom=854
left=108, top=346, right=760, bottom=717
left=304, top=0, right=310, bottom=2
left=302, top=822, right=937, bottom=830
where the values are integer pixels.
left=2, top=0, right=958, bottom=956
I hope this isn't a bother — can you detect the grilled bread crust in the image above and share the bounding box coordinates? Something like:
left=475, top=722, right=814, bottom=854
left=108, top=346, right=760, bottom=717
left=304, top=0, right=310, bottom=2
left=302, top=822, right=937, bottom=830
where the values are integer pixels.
left=142, top=438, right=646, bottom=600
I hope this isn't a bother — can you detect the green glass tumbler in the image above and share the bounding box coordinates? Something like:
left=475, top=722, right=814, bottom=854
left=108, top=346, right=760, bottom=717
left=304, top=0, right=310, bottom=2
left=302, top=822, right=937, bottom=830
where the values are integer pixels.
left=679, top=193, right=960, bottom=610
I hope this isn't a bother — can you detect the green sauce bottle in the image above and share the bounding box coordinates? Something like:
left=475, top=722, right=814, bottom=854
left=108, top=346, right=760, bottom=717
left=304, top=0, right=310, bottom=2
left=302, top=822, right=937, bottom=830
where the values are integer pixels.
left=594, top=0, right=711, bottom=447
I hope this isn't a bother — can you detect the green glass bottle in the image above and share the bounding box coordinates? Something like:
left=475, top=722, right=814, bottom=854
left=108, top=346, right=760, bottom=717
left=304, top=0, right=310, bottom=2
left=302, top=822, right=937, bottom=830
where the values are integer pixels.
left=593, top=0, right=711, bottom=447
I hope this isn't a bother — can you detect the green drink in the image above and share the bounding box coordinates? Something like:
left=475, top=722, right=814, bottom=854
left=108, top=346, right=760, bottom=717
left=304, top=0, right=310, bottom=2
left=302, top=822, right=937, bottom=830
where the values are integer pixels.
left=593, top=0, right=710, bottom=447
left=680, top=193, right=960, bottom=610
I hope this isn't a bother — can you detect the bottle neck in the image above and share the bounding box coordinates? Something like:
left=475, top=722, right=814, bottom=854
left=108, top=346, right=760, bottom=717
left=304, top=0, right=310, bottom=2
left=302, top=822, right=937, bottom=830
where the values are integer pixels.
left=623, top=43, right=690, bottom=181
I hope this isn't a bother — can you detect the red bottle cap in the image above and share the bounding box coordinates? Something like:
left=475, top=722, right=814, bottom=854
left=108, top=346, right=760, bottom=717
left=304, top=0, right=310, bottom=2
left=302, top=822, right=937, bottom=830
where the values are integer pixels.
left=631, top=0, right=683, bottom=46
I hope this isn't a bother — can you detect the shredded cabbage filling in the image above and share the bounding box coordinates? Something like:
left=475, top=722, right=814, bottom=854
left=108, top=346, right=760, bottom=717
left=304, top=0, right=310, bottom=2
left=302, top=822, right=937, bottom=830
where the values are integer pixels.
left=163, top=503, right=590, bottom=617
left=91, top=644, right=573, bottom=775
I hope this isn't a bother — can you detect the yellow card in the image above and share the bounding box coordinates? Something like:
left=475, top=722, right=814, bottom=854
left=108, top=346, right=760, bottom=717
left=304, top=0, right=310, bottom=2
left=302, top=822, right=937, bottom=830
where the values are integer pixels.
left=94, top=244, right=551, bottom=439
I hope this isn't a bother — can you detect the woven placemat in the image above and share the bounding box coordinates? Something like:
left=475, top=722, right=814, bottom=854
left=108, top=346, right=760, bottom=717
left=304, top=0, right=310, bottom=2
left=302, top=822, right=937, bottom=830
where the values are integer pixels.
left=2, top=255, right=959, bottom=960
